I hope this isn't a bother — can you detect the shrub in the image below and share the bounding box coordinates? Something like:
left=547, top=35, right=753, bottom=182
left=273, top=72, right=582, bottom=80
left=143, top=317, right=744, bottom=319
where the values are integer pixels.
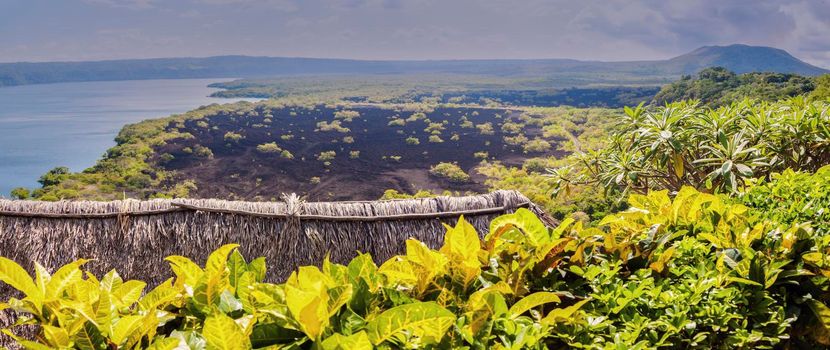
left=406, top=112, right=427, bottom=122
left=550, top=98, right=830, bottom=196
left=501, top=121, right=524, bottom=134
left=223, top=131, right=244, bottom=142
left=429, top=162, right=470, bottom=183
left=405, top=137, right=420, bottom=145
left=316, top=120, right=350, bottom=133
left=280, top=134, right=295, bottom=141
left=256, top=142, right=282, bottom=153
left=342, top=136, right=354, bottom=144
left=503, top=134, right=528, bottom=146
left=424, top=122, right=445, bottom=134
left=349, top=151, right=360, bottom=159
left=334, top=110, right=360, bottom=122
left=523, top=138, right=552, bottom=153
left=317, top=151, right=336, bottom=162
left=473, top=151, right=489, bottom=159
left=387, top=118, right=406, bottom=127
left=193, top=145, right=213, bottom=158
left=280, top=150, right=294, bottom=159
left=9, top=187, right=30, bottom=200
left=476, top=122, right=494, bottom=135
left=428, top=135, right=444, bottom=143
left=309, top=176, right=321, bottom=184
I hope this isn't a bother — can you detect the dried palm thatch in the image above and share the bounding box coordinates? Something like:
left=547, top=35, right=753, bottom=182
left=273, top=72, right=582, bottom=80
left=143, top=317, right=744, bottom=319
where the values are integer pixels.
left=0, top=189, right=550, bottom=286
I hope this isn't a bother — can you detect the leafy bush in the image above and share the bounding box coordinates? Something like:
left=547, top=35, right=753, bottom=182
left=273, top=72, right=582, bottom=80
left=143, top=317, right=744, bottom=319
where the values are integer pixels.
left=551, top=98, right=830, bottom=196
left=255, top=142, right=282, bottom=154
left=739, top=166, right=830, bottom=235
left=405, top=137, right=420, bottom=145
left=223, top=132, right=244, bottom=143
left=429, top=162, right=470, bottom=183
left=317, top=151, right=336, bottom=162
left=3, top=185, right=829, bottom=348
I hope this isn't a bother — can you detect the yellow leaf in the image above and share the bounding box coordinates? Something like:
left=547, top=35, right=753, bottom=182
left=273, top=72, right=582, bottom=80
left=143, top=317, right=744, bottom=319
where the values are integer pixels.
left=203, top=313, right=251, bottom=350
left=46, top=259, right=89, bottom=299
left=0, top=257, right=42, bottom=303
left=110, top=315, right=145, bottom=345
left=508, top=292, right=561, bottom=319
left=440, top=216, right=482, bottom=287
left=649, top=246, right=676, bottom=273
left=366, top=302, right=455, bottom=346
left=541, top=299, right=589, bottom=324
left=321, top=331, right=372, bottom=350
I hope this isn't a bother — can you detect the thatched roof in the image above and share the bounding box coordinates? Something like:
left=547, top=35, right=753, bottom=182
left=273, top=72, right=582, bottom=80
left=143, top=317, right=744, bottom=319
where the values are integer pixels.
left=0, top=190, right=549, bottom=286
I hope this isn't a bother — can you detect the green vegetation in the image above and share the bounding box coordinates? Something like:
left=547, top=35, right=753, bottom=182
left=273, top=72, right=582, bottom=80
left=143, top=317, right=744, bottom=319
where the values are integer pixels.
left=550, top=98, right=830, bottom=197
left=223, top=131, right=244, bottom=143
left=255, top=142, right=282, bottom=154
left=5, top=175, right=830, bottom=348
left=405, top=137, right=420, bottom=145
left=427, top=135, right=443, bottom=143
left=429, top=162, right=470, bottom=183
left=316, top=120, right=350, bottom=133
left=317, top=151, right=337, bottom=162
left=653, top=67, right=816, bottom=106
left=388, top=118, right=406, bottom=127
left=811, top=74, right=830, bottom=101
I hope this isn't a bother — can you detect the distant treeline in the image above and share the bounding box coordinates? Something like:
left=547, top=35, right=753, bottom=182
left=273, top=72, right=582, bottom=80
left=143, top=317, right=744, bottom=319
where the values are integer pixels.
left=653, top=67, right=830, bottom=106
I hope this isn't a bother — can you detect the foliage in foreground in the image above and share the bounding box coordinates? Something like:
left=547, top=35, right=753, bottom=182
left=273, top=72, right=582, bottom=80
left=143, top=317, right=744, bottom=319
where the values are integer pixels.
left=551, top=97, right=830, bottom=197
left=3, top=176, right=830, bottom=348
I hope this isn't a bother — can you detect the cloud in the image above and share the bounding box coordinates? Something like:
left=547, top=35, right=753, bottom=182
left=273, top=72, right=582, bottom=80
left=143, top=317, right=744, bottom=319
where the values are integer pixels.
left=83, top=0, right=156, bottom=10
left=3, top=0, right=829, bottom=67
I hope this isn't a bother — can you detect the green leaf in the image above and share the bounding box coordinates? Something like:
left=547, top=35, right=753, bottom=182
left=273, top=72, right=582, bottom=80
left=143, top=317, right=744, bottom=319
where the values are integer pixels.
left=541, top=299, right=590, bottom=324
left=0, top=257, right=41, bottom=302
left=366, top=301, right=455, bottom=345
left=165, top=255, right=204, bottom=287
left=42, top=325, right=70, bottom=347
left=203, top=313, right=251, bottom=350
left=321, top=331, right=372, bottom=350
left=73, top=321, right=107, bottom=350
left=138, top=281, right=179, bottom=311
left=507, top=292, right=561, bottom=319
left=46, top=259, right=89, bottom=299
left=112, top=280, right=146, bottom=307
left=146, top=337, right=181, bottom=350
left=111, top=315, right=145, bottom=345
left=227, top=249, right=248, bottom=294
left=247, top=257, right=267, bottom=283
left=250, top=323, right=305, bottom=348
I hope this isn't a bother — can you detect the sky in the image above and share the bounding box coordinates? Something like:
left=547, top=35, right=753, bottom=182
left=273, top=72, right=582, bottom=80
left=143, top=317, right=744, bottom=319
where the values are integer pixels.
left=1, top=0, right=829, bottom=67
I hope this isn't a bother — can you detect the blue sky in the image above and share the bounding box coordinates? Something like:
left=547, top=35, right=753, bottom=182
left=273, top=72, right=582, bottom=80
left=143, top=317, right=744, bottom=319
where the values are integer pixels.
left=1, top=0, right=828, bottom=67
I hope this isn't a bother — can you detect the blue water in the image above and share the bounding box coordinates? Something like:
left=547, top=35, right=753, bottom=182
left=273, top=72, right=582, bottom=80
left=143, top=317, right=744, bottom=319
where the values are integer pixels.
left=0, top=79, right=257, bottom=197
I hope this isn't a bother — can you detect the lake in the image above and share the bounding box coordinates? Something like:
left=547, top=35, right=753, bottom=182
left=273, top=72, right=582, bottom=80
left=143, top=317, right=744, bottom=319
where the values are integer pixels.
left=0, top=78, right=258, bottom=197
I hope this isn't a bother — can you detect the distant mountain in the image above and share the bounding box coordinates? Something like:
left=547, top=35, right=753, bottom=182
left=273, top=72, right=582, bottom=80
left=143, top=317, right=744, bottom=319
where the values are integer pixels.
left=0, top=44, right=826, bottom=87
left=659, top=44, right=829, bottom=76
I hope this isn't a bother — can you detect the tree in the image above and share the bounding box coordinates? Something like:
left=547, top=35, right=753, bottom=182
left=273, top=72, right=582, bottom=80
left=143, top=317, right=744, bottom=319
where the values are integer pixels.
left=810, top=74, right=830, bottom=101
left=38, top=166, right=70, bottom=187
left=10, top=187, right=30, bottom=200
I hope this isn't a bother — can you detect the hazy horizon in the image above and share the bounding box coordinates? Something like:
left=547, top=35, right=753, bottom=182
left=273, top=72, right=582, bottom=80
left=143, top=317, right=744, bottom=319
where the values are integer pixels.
left=1, top=0, right=828, bottom=67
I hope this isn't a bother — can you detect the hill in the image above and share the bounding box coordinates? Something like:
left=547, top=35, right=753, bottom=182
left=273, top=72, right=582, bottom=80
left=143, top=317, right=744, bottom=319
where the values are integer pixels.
left=660, top=44, right=829, bottom=76
left=0, top=45, right=826, bottom=88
